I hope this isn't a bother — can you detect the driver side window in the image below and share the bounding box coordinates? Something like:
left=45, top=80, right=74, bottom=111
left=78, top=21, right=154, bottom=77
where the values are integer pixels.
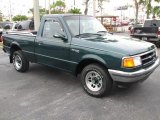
left=42, top=20, right=64, bottom=38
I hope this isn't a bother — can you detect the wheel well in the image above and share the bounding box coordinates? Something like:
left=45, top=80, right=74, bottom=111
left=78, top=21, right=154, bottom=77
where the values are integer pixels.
left=75, top=59, right=107, bottom=76
left=10, top=45, right=21, bottom=63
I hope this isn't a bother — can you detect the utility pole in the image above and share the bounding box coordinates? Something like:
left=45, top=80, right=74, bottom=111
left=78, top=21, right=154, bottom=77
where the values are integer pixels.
left=93, top=0, right=96, bottom=17
left=33, top=0, right=40, bottom=31
left=9, top=0, right=12, bottom=21
left=49, top=0, right=51, bottom=14
left=45, top=0, right=47, bottom=14
left=74, top=0, right=75, bottom=9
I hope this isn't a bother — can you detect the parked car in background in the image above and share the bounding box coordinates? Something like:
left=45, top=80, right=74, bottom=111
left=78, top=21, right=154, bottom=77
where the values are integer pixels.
left=16, top=20, right=34, bottom=31
left=0, top=20, right=34, bottom=42
left=128, top=22, right=143, bottom=33
left=130, top=19, right=160, bottom=47
left=0, top=22, right=14, bottom=42
left=2, top=14, right=159, bottom=97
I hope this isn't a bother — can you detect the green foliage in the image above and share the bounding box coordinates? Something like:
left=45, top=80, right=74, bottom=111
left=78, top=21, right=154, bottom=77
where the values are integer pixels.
left=153, top=6, right=160, bottom=17
left=51, top=10, right=64, bottom=14
left=51, top=0, right=65, bottom=8
left=139, top=0, right=160, bottom=18
left=39, top=8, right=48, bottom=18
left=50, top=0, right=65, bottom=13
left=28, top=7, right=49, bottom=19
left=0, top=11, right=2, bottom=22
left=68, top=8, right=81, bottom=14
left=12, top=15, right=28, bottom=21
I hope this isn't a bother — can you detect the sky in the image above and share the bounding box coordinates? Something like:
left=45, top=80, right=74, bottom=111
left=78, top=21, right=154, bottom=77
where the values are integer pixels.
left=1, top=0, right=158, bottom=20
left=0, top=0, right=132, bottom=16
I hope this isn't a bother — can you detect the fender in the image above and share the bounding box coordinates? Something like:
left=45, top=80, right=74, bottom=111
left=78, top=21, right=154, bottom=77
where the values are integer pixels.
left=9, top=42, right=21, bottom=63
left=10, top=41, right=21, bottom=49
left=81, top=54, right=108, bottom=68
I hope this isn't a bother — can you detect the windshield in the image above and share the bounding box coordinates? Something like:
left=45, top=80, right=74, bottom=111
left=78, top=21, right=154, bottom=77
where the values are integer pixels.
left=64, top=16, right=107, bottom=37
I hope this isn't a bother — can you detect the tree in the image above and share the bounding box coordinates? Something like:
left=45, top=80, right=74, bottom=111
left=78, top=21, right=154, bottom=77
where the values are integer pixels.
left=68, top=8, right=81, bottom=14
left=153, top=6, right=160, bottom=18
left=50, top=0, right=66, bottom=14
left=84, top=0, right=90, bottom=15
left=28, top=7, right=48, bottom=18
left=133, top=0, right=139, bottom=24
left=84, top=0, right=110, bottom=15
left=12, top=15, right=28, bottom=21
left=98, top=0, right=110, bottom=15
left=139, top=0, right=160, bottom=19
left=0, top=11, right=2, bottom=21
left=139, top=0, right=152, bottom=19
left=39, top=8, right=48, bottom=18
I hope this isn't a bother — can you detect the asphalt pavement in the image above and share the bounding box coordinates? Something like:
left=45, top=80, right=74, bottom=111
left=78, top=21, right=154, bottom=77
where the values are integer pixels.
left=0, top=37, right=160, bottom=120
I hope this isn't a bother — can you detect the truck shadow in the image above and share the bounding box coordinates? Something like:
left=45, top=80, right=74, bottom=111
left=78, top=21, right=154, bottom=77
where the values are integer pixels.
left=28, top=63, right=146, bottom=99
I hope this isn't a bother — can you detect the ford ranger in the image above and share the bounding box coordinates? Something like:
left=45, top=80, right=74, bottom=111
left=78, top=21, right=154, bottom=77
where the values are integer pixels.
left=2, top=14, right=160, bottom=97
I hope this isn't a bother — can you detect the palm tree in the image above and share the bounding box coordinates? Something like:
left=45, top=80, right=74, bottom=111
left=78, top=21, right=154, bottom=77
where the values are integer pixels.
left=98, top=0, right=110, bottom=15
left=84, top=0, right=110, bottom=15
left=153, top=6, right=160, bottom=18
left=134, top=0, right=139, bottom=24
left=84, top=0, right=90, bottom=15
left=139, top=0, right=160, bottom=19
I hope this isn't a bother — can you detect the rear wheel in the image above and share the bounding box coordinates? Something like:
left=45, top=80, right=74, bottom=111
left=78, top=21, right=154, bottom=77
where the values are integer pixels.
left=13, top=50, right=29, bottom=72
left=80, top=64, right=113, bottom=97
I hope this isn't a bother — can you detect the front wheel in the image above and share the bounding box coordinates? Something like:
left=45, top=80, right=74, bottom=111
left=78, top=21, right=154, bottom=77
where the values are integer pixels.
left=13, top=50, right=29, bottom=72
left=80, top=64, right=113, bottom=97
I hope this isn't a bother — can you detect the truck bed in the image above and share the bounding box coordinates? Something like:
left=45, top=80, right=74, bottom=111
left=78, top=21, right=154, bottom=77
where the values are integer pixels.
left=3, top=31, right=36, bottom=62
left=5, top=30, right=37, bottom=36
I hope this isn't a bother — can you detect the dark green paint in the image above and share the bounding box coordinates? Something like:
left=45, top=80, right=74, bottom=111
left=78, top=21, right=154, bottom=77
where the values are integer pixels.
left=3, top=15, right=155, bottom=74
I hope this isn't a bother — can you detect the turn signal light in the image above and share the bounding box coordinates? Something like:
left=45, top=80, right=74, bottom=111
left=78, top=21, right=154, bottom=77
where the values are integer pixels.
left=122, top=56, right=142, bottom=68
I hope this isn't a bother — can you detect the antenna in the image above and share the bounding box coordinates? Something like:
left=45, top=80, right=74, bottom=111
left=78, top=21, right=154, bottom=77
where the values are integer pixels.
left=78, top=14, right=80, bottom=37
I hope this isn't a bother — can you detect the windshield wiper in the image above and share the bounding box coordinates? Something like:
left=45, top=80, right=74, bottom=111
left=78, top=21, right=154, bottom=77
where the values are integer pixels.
left=97, top=31, right=107, bottom=33
left=75, top=33, right=102, bottom=38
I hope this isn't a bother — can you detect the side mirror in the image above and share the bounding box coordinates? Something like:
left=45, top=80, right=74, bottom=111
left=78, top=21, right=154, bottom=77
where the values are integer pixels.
left=53, top=33, right=67, bottom=41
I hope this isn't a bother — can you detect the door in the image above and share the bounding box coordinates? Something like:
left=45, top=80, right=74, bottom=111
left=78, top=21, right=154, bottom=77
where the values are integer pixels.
left=35, top=18, right=71, bottom=71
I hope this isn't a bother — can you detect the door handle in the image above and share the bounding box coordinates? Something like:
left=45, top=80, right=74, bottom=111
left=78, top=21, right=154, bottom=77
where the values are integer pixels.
left=37, top=41, right=43, bottom=45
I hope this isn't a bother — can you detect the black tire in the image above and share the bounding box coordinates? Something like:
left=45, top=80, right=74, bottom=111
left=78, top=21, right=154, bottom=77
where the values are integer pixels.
left=155, top=41, right=160, bottom=48
left=80, top=63, right=113, bottom=97
left=12, top=50, right=29, bottom=72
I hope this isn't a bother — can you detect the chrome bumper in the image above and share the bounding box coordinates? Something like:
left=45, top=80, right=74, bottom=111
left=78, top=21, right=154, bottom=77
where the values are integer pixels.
left=108, top=58, right=160, bottom=83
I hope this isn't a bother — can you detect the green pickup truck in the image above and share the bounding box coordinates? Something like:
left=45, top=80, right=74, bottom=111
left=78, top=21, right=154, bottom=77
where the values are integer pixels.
left=2, top=14, right=160, bottom=97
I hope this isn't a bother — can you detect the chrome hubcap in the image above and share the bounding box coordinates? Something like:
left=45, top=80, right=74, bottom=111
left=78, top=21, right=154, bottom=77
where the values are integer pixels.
left=85, top=71, right=103, bottom=92
left=13, top=55, right=22, bottom=70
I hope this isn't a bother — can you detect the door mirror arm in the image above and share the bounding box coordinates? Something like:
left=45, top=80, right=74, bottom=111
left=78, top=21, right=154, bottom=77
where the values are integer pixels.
left=53, top=33, right=67, bottom=41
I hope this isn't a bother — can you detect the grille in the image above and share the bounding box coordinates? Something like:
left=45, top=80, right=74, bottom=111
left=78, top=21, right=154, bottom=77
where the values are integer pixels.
left=140, top=49, right=157, bottom=66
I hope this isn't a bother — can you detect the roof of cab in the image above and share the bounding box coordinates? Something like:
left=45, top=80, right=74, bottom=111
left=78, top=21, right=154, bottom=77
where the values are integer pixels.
left=43, top=14, right=92, bottom=18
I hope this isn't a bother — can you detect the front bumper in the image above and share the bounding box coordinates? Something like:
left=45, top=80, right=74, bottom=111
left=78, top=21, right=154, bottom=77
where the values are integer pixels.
left=108, top=58, right=160, bottom=83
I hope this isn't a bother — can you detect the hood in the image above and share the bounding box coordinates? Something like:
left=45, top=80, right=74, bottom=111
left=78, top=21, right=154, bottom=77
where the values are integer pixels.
left=71, top=34, right=155, bottom=56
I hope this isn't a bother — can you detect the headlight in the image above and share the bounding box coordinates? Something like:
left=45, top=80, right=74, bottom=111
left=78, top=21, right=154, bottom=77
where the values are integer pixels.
left=122, top=56, right=142, bottom=68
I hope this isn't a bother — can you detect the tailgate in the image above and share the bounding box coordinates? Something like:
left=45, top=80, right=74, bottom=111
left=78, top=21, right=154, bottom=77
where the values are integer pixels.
left=131, top=27, right=158, bottom=38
